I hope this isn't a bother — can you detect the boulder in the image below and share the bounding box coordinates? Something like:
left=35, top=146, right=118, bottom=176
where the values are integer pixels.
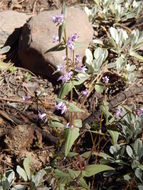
left=18, top=7, right=93, bottom=82
left=0, top=10, right=30, bottom=47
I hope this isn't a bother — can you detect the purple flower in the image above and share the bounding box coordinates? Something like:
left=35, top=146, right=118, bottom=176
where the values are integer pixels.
left=22, top=95, right=31, bottom=102
left=75, top=55, right=82, bottom=63
left=81, top=89, right=89, bottom=96
left=55, top=102, right=67, bottom=114
left=76, top=66, right=87, bottom=73
left=71, top=33, right=79, bottom=41
left=53, top=35, right=59, bottom=43
left=51, top=14, right=64, bottom=25
left=57, top=64, right=65, bottom=71
left=67, top=38, right=75, bottom=50
left=137, top=107, right=143, bottom=117
left=115, top=108, right=121, bottom=117
left=65, top=123, right=74, bottom=129
left=102, top=76, right=109, bottom=84
left=38, top=112, right=47, bottom=122
left=66, top=33, right=79, bottom=50
left=58, top=71, right=73, bottom=83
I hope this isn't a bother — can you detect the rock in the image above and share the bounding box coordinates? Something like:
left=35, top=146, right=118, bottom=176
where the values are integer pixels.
left=18, top=7, right=93, bottom=82
left=0, top=10, right=30, bottom=47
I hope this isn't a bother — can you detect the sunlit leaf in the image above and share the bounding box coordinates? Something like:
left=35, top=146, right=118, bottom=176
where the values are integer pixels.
left=68, top=102, right=84, bottom=113
left=0, top=46, right=10, bottom=54
left=126, top=145, right=133, bottom=158
left=74, top=119, right=82, bottom=128
left=16, top=166, right=27, bottom=181
left=65, top=127, right=79, bottom=156
left=23, top=157, right=31, bottom=180
left=108, top=130, right=120, bottom=145
left=83, top=164, right=114, bottom=177
left=58, top=82, right=74, bottom=99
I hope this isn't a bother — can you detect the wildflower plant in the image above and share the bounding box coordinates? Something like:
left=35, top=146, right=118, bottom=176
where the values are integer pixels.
left=48, top=3, right=88, bottom=157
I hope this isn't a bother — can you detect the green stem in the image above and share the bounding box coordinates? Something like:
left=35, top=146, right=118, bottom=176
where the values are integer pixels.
left=64, top=28, right=69, bottom=72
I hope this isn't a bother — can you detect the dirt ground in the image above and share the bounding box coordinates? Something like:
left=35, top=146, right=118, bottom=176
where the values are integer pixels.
left=0, top=0, right=93, bottom=174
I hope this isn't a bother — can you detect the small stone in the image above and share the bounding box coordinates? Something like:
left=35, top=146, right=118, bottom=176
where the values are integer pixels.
left=0, top=10, right=30, bottom=47
left=18, top=7, right=93, bottom=82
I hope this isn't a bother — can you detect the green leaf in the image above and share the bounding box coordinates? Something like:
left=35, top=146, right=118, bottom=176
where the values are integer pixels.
left=6, top=170, right=15, bottom=186
left=108, top=130, right=119, bottom=145
left=58, top=82, right=74, bottom=99
left=109, top=27, right=119, bottom=45
left=32, top=169, right=46, bottom=187
left=74, top=119, right=82, bottom=128
left=83, top=164, right=114, bottom=177
left=55, top=169, right=72, bottom=184
left=50, top=120, right=65, bottom=128
left=85, top=48, right=93, bottom=64
left=0, top=46, right=10, bottom=54
left=23, top=157, right=31, bottom=180
left=68, top=102, right=84, bottom=113
left=44, top=43, right=66, bottom=53
left=95, top=83, right=104, bottom=93
left=93, top=39, right=103, bottom=45
left=68, top=169, right=90, bottom=190
left=0, top=61, right=13, bottom=71
left=16, top=166, right=27, bottom=181
left=61, top=1, right=66, bottom=15
left=65, top=127, right=79, bottom=156
left=126, top=145, right=133, bottom=158
left=139, top=165, right=143, bottom=171
left=129, top=51, right=143, bottom=61
left=58, top=21, right=65, bottom=42
left=12, top=185, right=26, bottom=190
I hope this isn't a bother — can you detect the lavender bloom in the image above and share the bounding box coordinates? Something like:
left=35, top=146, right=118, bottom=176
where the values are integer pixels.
left=81, top=89, right=89, bottom=96
left=22, top=95, right=31, bottom=102
left=65, top=123, right=74, bottom=129
left=38, top=112, right=47, bottom=122
left=75, top=55, right=82, bottom=63
left=67, top=33, right=79, bottom=50
left=53, top=35, right=59, bottom=43
left=57, top=64, right=65, bottom=71
left=71, top=33, right=79, bottom=41
left=137, top=107, right=143, bottom=117
left=55, top=102, right=67, bottom=114
left=67, top=38, right=75, bottom=50
left=102, top=76, right=109, bottom=84
left=58, top=71, right=73, bottom=83
left=76, top=66, right=87, bottom=73
left=115, top=108, right=121, bottom=117
left=51, top=14, right=64, bottom=25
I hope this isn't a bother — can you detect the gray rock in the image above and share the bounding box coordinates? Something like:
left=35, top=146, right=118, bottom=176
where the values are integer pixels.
left=0, top=10, right=30, bottom=47
left=18, top=7, right=93, bottom=82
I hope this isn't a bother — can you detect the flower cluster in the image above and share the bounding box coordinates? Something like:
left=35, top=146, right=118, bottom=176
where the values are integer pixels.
left=76, top=65, right=87, bottom=73
left=81, top=89, right=89, bottom=96
left=65, top=123, right=74, bottom=129
left=115, top=108, right=121, bottom=117
left=58, top=71, right=73, bottom=83
left=75, top=55, right=82, bottom=63
left=53, top=35, right=59, bottom=43
left=102, top=76, right=109, bottom=84
left=55, top=102, right=67, bottom=114
left=137, top=107, right=143, bottom=117
left=67, top=33, right=79, bottom=50
left=22, top=95, right=31, bottom=102
left=51, top=14, right=64, bottom=26
left=38, top=112, right=47, bottom=123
